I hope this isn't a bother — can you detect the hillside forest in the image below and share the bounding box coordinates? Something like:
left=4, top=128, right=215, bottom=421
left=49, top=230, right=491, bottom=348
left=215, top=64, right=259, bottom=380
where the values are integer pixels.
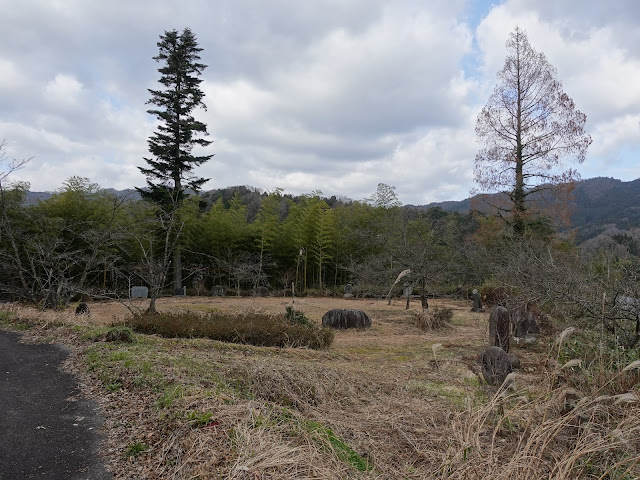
left=1, top=176, right=640, bottom=348
left=1, top=24, right=638, bottom=349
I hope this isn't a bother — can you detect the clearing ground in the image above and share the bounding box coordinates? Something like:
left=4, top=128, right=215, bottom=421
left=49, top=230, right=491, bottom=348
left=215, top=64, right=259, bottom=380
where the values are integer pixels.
left=2, top=295, right=638, bottom=479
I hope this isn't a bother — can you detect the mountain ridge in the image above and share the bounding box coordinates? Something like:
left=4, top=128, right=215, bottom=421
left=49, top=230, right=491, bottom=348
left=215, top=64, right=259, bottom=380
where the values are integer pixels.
left=24, top=176, right=640, bottom=244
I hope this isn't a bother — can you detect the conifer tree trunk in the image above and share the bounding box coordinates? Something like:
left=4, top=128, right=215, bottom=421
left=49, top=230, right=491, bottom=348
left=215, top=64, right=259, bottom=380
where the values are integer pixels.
left=136, top=28, right=213, bottom=299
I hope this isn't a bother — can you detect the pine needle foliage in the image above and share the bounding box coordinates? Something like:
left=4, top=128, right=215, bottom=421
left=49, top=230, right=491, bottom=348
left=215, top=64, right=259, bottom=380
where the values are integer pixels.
left=138, top=27, right=213, bottom=209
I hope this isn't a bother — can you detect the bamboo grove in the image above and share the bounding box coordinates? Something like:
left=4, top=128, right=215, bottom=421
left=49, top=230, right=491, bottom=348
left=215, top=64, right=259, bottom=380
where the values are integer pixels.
left=0, top=178, right=478, bottom=306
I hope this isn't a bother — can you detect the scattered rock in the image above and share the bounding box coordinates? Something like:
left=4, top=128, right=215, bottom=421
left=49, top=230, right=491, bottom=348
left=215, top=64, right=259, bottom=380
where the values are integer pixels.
left=211, top=285, right=226, bottom=297
left=130, top=286, right=149, bottom=299
left=471, top=289, right=485, bottom=312
left=480, top=346, right=512, bottom=386
left=507, top=353, right=521, bottom=369
left=512, top=305, right=541, bottom=337
left=254, top=286, right=269, bottom=297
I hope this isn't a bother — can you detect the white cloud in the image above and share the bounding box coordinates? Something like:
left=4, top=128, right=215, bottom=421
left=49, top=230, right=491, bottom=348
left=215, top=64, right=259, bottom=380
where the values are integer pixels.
left=0, top=59, right=22, bottom=91
left=590, top=114, right=640, bottom=157
left=0, top=0, right=639, bottom=204
left=44, top=74, right=84, bottom=105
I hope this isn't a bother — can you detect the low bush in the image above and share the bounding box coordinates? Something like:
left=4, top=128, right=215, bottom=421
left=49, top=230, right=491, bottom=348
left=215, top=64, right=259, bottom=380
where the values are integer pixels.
left=432, top=306, right=454, bottom=325
left=479, top=281, right=510, bottom=305
left=284, top=306, right=314, bottom=328
left=125, top=309, right=334, bottom=349
left=556, top=328, right=640, bottom=394
left=105, top=326, right=135, bottom=343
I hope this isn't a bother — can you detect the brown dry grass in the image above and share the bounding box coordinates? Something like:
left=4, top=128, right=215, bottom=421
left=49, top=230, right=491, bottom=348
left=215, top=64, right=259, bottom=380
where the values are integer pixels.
left=2, top=296, right=637, bottom=479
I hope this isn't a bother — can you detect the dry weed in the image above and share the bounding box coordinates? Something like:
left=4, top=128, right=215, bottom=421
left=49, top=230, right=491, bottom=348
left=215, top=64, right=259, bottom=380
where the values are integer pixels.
left=12, top=297, right=637, bottom=479
left=440, top=382, right=640, bottom=479
left=414, top=306, right=453, bottom=331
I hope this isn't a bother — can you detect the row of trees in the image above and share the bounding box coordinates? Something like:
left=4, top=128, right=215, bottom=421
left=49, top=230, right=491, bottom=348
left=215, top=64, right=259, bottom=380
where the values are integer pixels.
left=0, top=171, right=476, bottom=301
left=2, top=168, right=638, bottom=345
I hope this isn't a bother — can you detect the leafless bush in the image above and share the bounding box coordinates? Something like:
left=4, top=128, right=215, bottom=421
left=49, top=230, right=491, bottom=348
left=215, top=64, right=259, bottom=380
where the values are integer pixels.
left=414, top=306, right=452, bottom=331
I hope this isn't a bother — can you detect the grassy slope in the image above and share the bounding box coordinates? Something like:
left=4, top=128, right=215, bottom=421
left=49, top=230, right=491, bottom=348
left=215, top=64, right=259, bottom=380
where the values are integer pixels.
left=1, top=298, right=638, bottom=479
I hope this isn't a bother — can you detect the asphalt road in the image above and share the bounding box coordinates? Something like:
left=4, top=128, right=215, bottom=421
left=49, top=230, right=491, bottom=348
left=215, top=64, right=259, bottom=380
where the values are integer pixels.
left=0, top=330, right=111, bottom=479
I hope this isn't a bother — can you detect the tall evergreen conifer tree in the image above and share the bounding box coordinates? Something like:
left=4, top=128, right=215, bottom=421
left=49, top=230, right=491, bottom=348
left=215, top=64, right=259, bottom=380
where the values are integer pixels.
left=138, top=28, right=213, bottom=290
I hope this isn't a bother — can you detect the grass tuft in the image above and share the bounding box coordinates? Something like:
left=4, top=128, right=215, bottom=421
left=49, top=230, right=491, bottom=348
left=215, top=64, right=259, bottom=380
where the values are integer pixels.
left=306, top=420, right=372, bottom=472
left=125, top=441, right=148, bottom=459
left=415, top=306, right=453, bottom=331
left=105, top=326, right=135, bottom=343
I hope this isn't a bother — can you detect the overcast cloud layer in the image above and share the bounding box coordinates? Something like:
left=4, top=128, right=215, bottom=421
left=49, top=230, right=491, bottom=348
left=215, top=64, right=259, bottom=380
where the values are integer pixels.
left=1, top=0, right=639, bottom=205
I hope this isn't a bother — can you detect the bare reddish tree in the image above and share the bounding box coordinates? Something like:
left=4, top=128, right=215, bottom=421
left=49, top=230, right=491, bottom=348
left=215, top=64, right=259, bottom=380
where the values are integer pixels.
left=474, top=27, right=592, bottom=234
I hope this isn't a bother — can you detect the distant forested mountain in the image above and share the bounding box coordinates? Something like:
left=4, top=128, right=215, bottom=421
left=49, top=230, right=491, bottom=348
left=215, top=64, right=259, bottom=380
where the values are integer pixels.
left=25, top=177, right=640, bottom=246
left=571, top=178, right=640, bottom=240
left=418, top=177, right=640, bottom=246
left=25, top=188, right=141, bottom=205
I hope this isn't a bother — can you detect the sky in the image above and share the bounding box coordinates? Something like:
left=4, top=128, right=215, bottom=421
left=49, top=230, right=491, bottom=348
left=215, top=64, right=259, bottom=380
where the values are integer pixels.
left=1, top=0, right=639, bottom=205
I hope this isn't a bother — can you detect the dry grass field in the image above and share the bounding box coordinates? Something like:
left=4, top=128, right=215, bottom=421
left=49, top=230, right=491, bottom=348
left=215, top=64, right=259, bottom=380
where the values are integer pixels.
left=2, top=295, right=638, bottom=479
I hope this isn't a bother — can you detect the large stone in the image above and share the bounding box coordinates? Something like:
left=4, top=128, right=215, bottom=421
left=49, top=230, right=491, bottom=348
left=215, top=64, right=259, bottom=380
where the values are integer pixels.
left=480, top=346, right=512, bottom=386
left=254, top=286, right=269, bottom=297
left=130, top=286, right=148, bottom=299
left=75, top=302, right=90, bottom=315
left=322, top=309, right=371, bottom=329
left=471, top=289, right=484, bottom=312
left=507, top=353, right=521, bottom=370
left=211, top=285, right=226, bottom=297
left=512, top=305, right=540, bottom=337
left=489, top=305, right=510, bottom=353
left=527, top=311, right=540, bottom=334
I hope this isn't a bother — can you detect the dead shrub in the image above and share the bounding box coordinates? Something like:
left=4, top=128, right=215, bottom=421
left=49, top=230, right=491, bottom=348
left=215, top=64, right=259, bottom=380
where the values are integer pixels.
left=414, top=306, right=453, bottom=331
left=440, top=347, right=640, bottom=479
left=125, top=310, right=334, bottom=349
